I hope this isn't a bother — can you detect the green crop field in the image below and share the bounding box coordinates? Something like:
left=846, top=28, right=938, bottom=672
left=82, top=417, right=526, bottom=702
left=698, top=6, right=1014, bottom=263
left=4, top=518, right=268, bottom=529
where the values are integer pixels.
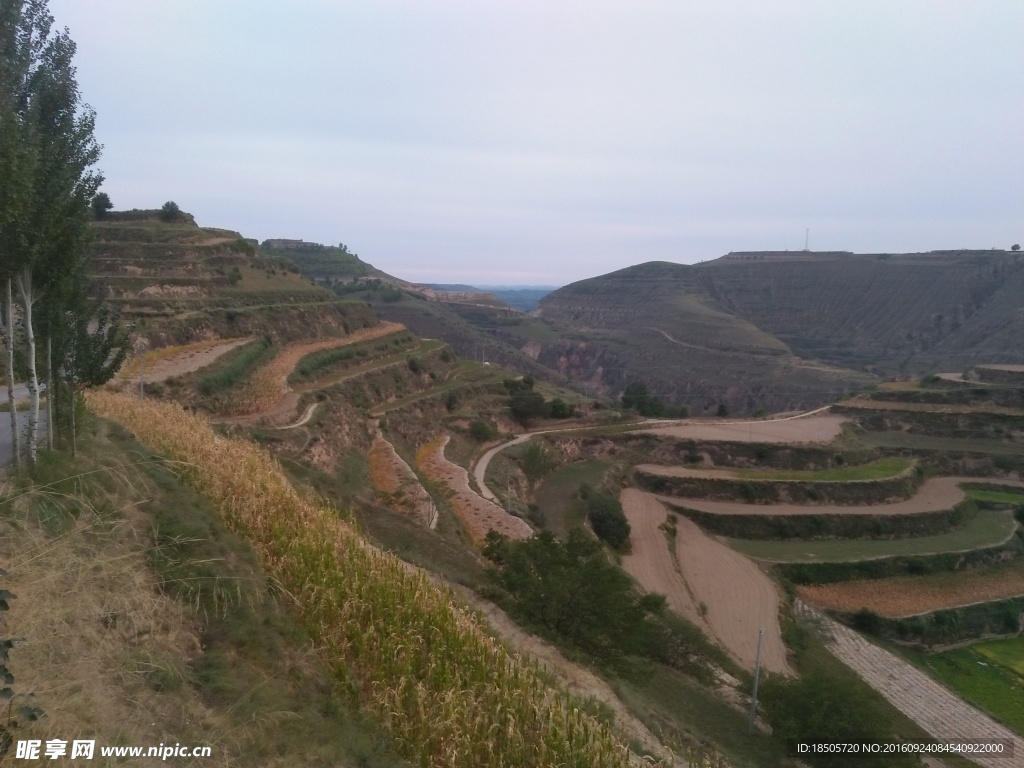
left=965, top=488, right=1024, bottom=506
left=730, top=456, right=912, bottom=482
left=902, top=641, right=1024, bottom=736
left=862, top=432, right=1024, bottom=455
left=725, top=509, right=1017, bottom=562
left=975, top=637, right=1024, bottom=677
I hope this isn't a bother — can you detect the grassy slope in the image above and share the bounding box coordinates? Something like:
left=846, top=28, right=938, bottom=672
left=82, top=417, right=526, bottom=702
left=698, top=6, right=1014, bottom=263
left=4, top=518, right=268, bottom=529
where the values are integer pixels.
left=899, top=641, right=1024, bottom=736
left=0, top=423, right=409, bottom=767
left=726, top=509, right=1017, bottom=562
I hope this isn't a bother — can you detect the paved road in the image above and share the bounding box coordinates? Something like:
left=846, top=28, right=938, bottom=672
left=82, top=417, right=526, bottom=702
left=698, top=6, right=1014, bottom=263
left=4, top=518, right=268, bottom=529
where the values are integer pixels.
left=1, top=411, right=49, bottom=467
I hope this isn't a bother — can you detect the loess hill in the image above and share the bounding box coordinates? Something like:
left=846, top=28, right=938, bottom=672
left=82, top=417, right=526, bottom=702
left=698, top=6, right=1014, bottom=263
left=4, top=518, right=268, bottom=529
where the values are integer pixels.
left=534, top=250, right=1024, bottom=412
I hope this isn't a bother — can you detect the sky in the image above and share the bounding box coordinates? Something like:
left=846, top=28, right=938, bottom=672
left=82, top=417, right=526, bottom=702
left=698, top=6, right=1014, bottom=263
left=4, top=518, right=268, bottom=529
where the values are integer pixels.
left=48, top=1, right=1024, bottom=285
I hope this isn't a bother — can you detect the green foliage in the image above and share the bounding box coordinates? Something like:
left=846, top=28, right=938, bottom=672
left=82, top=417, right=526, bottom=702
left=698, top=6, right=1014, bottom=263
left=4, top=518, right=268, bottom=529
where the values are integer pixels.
left=468, top=419, right=496, bottom=442
left=443, top=390, right=457, bottom=412
left=509, top=389, right=547, bottom=427
left=580, top=484, right=631, bottom=549
left=159, top=200, right=180, bottom=222
left=199, top=335, right=273, bottom=396
left=715, top=404, right=729, bottom=417
left=406, top=356, right=422, bottom=373
left=90, top=191, right=112, bottom=219
left=621, top=381, right=665, bottom=417
left=520, top=440, right=557, bottom=481
left=482, top=529, right=664, bottom=665
left=548, top=397, right=572, bottom=419
left=761, top=669, right=918, bottom=767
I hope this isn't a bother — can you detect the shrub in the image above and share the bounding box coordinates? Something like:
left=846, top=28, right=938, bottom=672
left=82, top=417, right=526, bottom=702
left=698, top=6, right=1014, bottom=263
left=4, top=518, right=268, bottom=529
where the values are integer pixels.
left=160, top=200, right=181, bottom=222
left=580, top=484, right=631, bottom=550
left=469, top=419, right=495, bottom=442
left=549, top=398, right=572, bottom=419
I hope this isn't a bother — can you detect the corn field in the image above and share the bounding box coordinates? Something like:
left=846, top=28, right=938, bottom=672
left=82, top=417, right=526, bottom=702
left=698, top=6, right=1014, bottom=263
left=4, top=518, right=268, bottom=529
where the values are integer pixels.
left=87, top=391, right=655, bottom=767
left=226, top=321, right=405, bottom=415
left=118, top=336, right=250, bottom=379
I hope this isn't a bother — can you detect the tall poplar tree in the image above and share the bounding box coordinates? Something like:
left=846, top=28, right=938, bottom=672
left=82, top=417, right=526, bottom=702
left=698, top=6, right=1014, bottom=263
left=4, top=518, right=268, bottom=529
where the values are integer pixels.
left=1, top=0, right=103, bottom=464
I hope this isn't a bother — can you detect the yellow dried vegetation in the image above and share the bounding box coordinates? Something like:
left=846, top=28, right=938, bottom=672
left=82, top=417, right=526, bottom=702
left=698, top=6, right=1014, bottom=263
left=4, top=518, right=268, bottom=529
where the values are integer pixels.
left=86, top=391, right=648, bottom=768
left=798, top=562, right=1024, bottom=618
left=225, top=322, right=405, bottom=415
left=119, top=337, right=250, bottom=379
left=417, top=436, right=532, bottom=545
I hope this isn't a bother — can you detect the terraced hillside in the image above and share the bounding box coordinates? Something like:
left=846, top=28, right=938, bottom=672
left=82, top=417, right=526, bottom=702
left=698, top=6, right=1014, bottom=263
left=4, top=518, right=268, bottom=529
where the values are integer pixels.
left=87, top=210, right=375, bottom=347
left=530, top=250, right=1023, bottom=412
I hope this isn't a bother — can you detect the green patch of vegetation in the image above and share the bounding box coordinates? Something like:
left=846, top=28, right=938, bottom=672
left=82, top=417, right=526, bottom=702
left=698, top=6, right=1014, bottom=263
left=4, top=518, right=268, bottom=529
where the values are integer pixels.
left=580, top=484, right=631, bottom=550
left=900, top=643, right=1024, bottom=736
left=732, top=456, right=912, bottom=482
left=198, top=335, right=274, bottom=396
left=862, top=431, right=1024, bottom=455
left=290, top=332, right=415, bottom=383
left=727, top=509, right=1017, bottom=563
left=976, top=636, right=1024, bottom=676
left=966, top=488, right=1024, bottom=506
left=533, top=461, right=610, bottom=538
left=482, top=530, right=665, bottom=669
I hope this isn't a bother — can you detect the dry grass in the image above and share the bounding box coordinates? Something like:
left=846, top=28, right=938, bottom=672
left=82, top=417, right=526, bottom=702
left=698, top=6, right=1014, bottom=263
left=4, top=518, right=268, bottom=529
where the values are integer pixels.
left=368, top=433, right=437, bottom=528
left=0, top=458, right=216, bottom=763
left=86, top=391, right=661, bottom=768
left=119, top=337, right=249, bottom=379
left=225, top=322, right=405, bottom=415
left=797, top=561, right=1024, bottom=618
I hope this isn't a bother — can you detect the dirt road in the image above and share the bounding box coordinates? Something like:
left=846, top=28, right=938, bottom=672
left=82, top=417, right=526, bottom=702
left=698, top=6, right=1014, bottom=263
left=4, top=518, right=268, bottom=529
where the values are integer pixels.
left=658, top=476, right=1024, bottom=517
left=621, top=489, right=791, bottom=675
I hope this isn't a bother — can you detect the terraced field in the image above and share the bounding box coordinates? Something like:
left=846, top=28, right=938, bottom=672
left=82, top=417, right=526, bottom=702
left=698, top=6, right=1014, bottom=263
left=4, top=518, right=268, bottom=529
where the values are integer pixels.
left=655, top=476, right=993, bottom=517
left=726, top=509, right=1017, bottom=563
left=630, top=414, right=847, bottom=443
left=797, top=559, right=1024, bottom=617
left=620, top=489, right=791, bottom=675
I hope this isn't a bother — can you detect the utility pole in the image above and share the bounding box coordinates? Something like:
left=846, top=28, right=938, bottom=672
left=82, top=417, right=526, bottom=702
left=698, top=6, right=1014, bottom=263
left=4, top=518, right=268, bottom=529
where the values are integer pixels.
left=804, top=228, right=810, bottom=251
left=747, top=628, right=764, bottom=734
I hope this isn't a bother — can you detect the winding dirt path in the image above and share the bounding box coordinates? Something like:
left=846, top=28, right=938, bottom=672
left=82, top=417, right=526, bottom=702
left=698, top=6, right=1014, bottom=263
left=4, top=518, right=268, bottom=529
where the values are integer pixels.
left=797, top=601, right=1022, bottom=768
left=657, top=476, right=1024, bottom=517
left=621, top=489, right=792, bottom=675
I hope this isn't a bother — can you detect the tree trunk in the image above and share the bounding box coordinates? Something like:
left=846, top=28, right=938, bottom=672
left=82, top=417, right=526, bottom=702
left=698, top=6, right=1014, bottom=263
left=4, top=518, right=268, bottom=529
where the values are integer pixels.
left=46, top=335, right=53, bottom=451
left=16, top=269, right=38, bottom=465
left=2, top=278, right=19, bottom=467
left=69, top=384, right=77, bottom=458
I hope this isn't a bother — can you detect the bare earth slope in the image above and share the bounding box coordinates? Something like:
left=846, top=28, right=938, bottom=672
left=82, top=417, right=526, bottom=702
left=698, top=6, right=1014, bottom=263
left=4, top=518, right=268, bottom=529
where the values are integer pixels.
left=621, top=489, right=791, bottom=675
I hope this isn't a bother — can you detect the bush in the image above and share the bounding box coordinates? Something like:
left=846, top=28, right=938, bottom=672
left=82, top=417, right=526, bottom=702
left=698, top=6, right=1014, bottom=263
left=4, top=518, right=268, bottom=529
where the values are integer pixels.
left=580, top=484, right=631, bottom=550
left=407, top=357, right=422, bottom=373
left=548, top=398, right=572, bottom=419
left=520, top=441, right=556, bottom=481
left=469, top=419, right=495, bottom=442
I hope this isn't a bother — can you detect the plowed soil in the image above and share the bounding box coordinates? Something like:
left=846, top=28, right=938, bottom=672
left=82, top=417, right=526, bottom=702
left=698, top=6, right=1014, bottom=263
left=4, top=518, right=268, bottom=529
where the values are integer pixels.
left=631, top=414, right=847, bottom=443
left=621, top=489, right=791, bottom=675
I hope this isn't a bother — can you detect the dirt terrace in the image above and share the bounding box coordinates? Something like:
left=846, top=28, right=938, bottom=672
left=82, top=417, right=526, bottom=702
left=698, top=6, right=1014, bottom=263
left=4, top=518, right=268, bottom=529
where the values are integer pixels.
left=621, top=489, right=791, bottom=675
left=657, top=476, right=1024, bottom=517
left=630, top=414, right=847, bottom=444
left=418, top=436, right=532, bottom=545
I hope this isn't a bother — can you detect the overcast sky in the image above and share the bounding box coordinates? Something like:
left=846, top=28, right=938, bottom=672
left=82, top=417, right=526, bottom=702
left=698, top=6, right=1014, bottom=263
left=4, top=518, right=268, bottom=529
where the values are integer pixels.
left=49, top=1, right=1023, bottom=285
